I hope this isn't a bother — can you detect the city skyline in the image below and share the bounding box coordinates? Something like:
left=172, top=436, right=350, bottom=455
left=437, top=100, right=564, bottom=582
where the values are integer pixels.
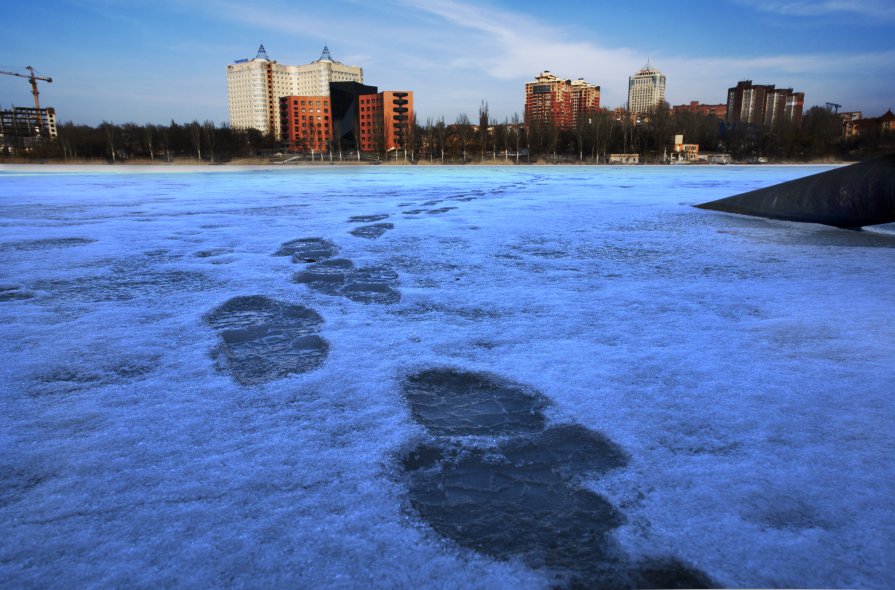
left=1, top=0, right=893, bottom=125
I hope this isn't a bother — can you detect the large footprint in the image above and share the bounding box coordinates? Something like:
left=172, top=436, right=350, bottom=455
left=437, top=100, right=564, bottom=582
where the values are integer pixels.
left=206, top=295, right=329, bottom=385
left=348, top=215, right=393, bottom=240
left=399, top=368, right=712, bottom=588
left=274, top=237, right=339, bottom=263
left=293, top=258, right=400, bottom=304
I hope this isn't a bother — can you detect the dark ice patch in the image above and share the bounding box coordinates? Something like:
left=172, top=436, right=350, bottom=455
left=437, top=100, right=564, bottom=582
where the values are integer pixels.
left=427, top=207, right=457, bottom=215
left=401, top=432, right=627, bottom=585
left=392, top=303, right=502, bottom=322
left=0, top=286, right=35, bottom=301
left=631, top=557, right=715, bottom=589
left=194, top=248, right=233, bottom=258
left=397, top=369, right=712, bottom=588
left=35, top=269, right=214, bottom=303
left=294, top=259, right=400, bottom=304
left=403, top=369, right=547, bottom=436
left=274, top=238, right=338, bottom=263
left=206, top=295, right=328, bottom=385
left=30, top=354, right=161, bottom=396
left=744, top=493, right=832, bottom=531
left=498, top=424, right=627, bottom=479
left=0, top=464, right=50, bottom=509
left=0, top=237, right=95, bottom=252
left=348, top=214, right=390, bottom=223
left=403, top=209, right=427, bottom=215
left=350, top=223, right=394, bottom=240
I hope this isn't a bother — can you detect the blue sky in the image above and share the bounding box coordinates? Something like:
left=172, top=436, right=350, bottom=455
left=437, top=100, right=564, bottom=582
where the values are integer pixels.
left=1, top=0, right=893, bottom=125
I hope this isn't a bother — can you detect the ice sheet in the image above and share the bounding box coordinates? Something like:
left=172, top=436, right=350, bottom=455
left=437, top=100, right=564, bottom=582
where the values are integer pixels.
left=1, top=165, right=893, bottom=588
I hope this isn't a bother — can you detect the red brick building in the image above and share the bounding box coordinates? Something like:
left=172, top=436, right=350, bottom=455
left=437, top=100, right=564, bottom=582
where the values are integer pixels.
left=525, top=71, right=600, bottom=130
left=672, top=101, right=727, bottom=118
left=358, top=91, right=414, bottom=152
left=279, top=95, right=332, bottom=152
left=282, top=89, right=413, bottom=153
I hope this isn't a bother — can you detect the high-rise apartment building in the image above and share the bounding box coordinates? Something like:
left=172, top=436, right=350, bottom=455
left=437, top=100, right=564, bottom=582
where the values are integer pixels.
left=227, top=45, right=363, bottom=138
left=524, top=71, right=600, bottom=129
left=627, top=63, right=666, bottom=114
left=726, top=81, right=804, bottom=128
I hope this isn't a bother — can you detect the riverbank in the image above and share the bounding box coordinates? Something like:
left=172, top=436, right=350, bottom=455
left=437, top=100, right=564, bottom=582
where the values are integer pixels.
left=0, top=156, right=853, bottom=168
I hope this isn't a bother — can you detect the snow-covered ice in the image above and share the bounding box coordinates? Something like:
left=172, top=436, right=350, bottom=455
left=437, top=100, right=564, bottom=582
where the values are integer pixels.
left=1, top=165, right=893, bottom=588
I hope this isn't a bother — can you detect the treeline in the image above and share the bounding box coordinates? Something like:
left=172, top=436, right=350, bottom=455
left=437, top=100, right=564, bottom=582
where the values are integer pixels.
left=12, top=120, right=278, bottom=162
left=3, top=104, right=885, bottom=164
left=422, top=103, right=874, bottom=163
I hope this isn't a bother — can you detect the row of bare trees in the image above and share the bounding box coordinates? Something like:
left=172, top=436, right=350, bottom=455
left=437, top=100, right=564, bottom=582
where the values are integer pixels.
left=3, top=104, right=876, bottom=163
left=375, top=103, right=861, bottom=163
left=7, top=120, right=278, bottom=162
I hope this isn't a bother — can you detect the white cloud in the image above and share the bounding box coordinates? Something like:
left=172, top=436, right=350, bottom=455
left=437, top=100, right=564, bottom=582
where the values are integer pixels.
left=399, top=0, right=895, bottom=112
left=732, top=0, right=895, bottom=21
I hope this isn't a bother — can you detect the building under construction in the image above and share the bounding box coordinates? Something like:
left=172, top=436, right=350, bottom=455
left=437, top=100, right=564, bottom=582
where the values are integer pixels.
left=0, top=106, right=57, bottom=152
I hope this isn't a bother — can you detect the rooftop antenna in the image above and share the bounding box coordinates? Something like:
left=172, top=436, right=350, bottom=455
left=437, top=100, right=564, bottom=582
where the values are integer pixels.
left=255, top=44, right=270, bottom=60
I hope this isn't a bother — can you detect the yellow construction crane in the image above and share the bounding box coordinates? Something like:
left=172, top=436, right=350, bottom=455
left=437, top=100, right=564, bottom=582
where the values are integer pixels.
left=0, top=66, right=53, bottom=132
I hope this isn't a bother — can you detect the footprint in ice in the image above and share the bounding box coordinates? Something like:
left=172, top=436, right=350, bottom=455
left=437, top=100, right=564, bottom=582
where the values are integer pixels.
left=348, top=214, right=390, bottom=223
left=0, top=285, right=35, bottom=301
left=350, top=223, right=394, bottom=240
left=293, top=259, right=400, bottom=304
left=274, top=238, right=339, bottom=263
left=205, top=295, right=328, bottom=385
left=398, top=368, right=712, bottom=588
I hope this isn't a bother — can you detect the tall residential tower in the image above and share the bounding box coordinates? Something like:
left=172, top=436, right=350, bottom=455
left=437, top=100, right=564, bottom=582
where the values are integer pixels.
left=627, top=63, right=666, bottom=114
left=524, top=71, right=600, bottom=129
left=726, top=80, right=804, bottom=128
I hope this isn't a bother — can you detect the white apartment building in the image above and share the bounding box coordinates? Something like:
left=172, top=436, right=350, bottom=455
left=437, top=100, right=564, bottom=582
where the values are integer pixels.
left=226, top=45, right=363, bottom=138
left=627, top=62, right=666, bottom=114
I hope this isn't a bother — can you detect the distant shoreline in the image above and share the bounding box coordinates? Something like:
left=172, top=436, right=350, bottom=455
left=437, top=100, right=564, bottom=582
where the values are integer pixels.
left=0, top=158, right=850, bottom=171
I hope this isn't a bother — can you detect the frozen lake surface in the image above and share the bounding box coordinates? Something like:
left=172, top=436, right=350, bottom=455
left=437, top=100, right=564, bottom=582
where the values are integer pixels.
left=1, top=165, right=893, bottom=588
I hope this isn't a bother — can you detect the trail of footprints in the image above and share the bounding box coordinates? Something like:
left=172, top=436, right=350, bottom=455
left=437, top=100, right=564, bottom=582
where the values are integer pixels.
left=206, top=215, right=400, bottom=385
left=203, top=199, right=711, bottom=587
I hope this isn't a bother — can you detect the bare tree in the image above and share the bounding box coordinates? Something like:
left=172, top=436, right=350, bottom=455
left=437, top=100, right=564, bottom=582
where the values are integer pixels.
left=101, top=121, right=118, bottom=162
left=203, top=120, right=216, bottom=163
left=478, top=101, right=489, bottom=161
left=144, top=124, right=156, bottom=161
left=435, top=117, right=447, bottom=163
left=189, top=121, right=202, bottom=160
left=455, top=114, right=472, bottom=162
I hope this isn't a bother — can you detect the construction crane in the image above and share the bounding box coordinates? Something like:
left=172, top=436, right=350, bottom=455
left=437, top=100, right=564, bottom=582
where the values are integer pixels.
left=0, top=66, right=53, bottom=133
left=825, top=102, right=842, bottom=114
